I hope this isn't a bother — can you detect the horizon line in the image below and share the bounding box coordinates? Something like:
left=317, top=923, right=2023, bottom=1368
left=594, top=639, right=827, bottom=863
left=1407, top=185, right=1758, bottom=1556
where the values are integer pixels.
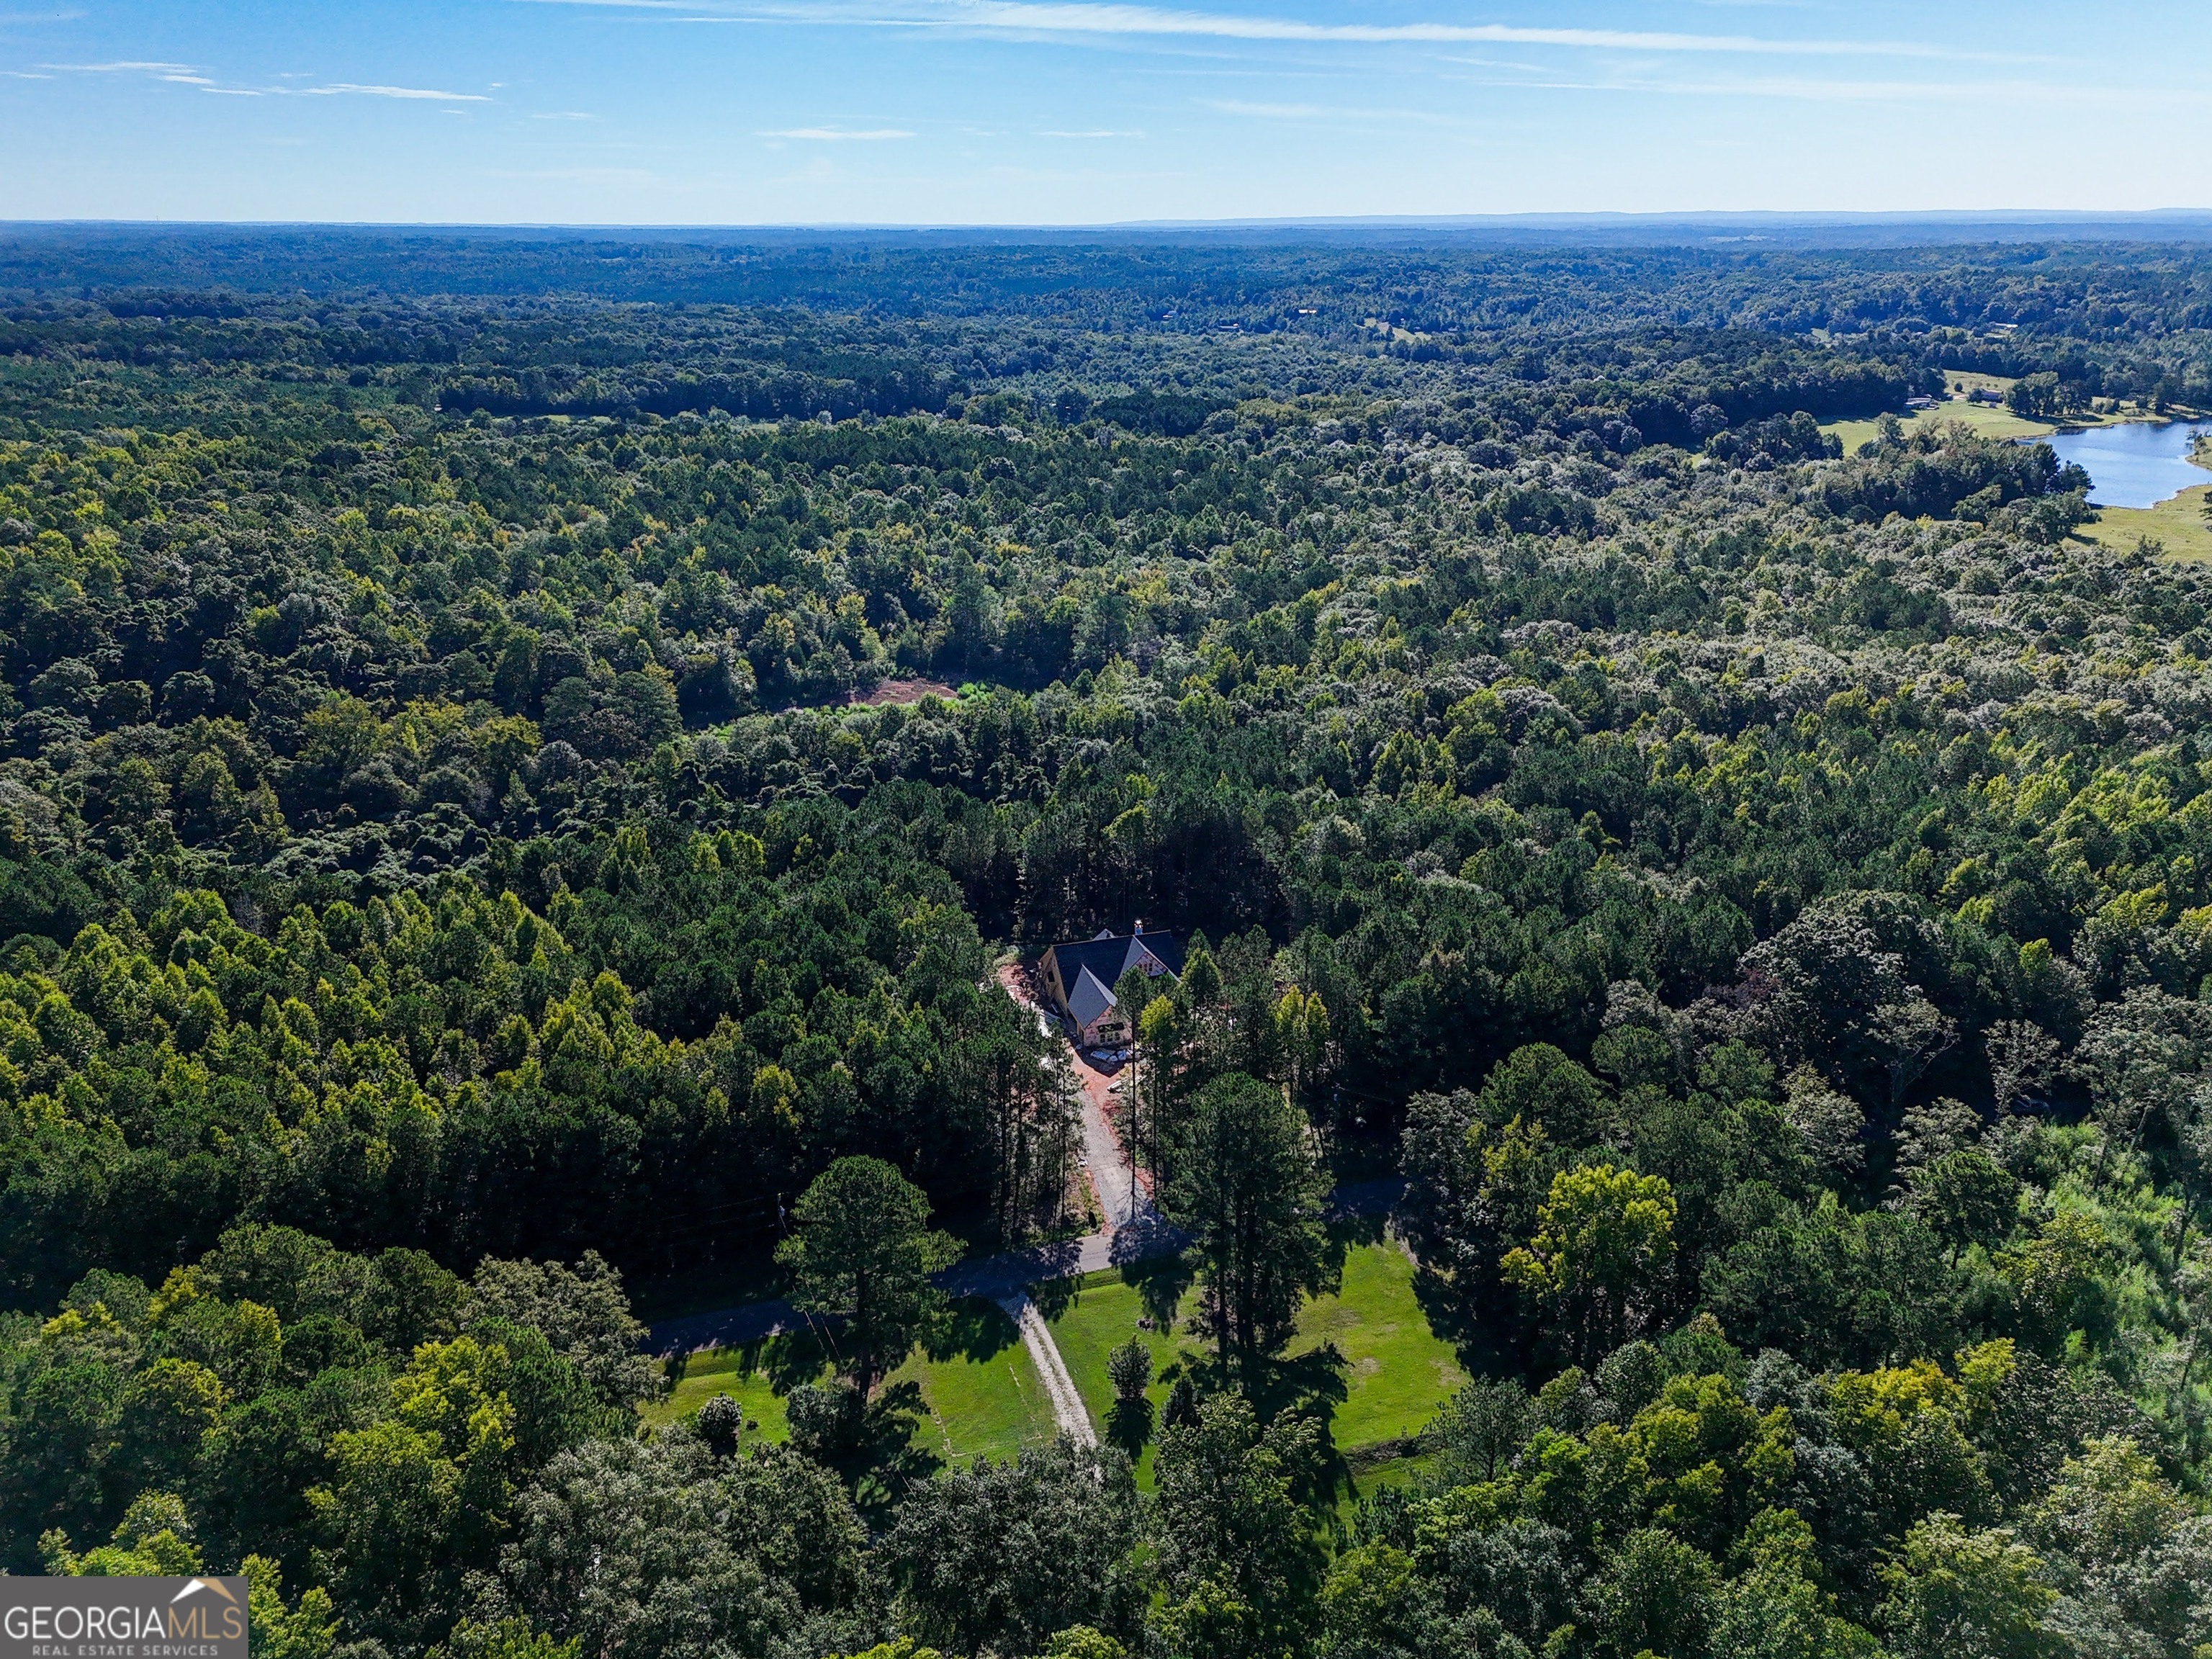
left=2, top=207, right=2212, bottom=235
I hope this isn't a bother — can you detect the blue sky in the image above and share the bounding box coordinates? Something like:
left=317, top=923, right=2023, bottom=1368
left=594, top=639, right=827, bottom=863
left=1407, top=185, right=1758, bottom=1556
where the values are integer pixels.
left=1, top=0, right=2206, bottom=224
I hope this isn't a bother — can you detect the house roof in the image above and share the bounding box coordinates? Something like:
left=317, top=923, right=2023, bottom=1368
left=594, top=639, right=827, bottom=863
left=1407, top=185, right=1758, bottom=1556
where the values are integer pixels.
left=1066, top=966, right=1119, bottom=1033
left=1046, top=928, right=1186, bottom=999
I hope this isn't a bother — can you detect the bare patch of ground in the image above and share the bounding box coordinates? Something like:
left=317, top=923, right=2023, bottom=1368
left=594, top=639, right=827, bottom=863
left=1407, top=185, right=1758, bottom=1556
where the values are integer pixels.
left=855, top=676, right=958, bottom=706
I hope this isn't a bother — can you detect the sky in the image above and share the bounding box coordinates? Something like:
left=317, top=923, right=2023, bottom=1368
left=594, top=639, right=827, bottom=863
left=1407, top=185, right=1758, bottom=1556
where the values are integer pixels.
left=0, top=0, right=2207, bottom=225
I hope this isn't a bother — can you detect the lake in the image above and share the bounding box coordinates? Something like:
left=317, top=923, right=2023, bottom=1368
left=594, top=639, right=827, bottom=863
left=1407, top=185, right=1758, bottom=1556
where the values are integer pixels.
left=2041, top=418, right=2212, bottom=508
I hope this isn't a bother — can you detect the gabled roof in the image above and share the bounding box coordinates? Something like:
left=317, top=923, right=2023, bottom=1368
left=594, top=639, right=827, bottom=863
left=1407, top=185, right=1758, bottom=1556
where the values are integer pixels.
left=1066, top=966, right=1119, bottom=1033
left=1046, top=928, right=1186, bottom=999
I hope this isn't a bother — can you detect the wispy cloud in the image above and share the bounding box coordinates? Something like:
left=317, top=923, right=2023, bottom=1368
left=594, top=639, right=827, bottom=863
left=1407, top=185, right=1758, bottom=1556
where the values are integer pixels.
left=946, top=4, right=1977, bottom=56
left=532, top=109, right=598, bottom=118
left=1440, top=66, right=2120, bottom=105
left=1210, top=96, right=1455, bottom=122
left=301, top=82, right=491, bottom=99
left=33, top=59, right=490, bottom=99
left=1038, top=127, right=1142, bottom=137
left=759, top=125, right=913, bottom=138
left=37, top=58, right=238, bottom=88
left=41, top=58, right=197, bottom=73
left=511, top=0, right=2015, bottom=61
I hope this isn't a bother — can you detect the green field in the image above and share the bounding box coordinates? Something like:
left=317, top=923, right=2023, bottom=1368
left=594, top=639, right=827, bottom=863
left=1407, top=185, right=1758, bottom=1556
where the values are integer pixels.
left=644, top=1338, right=807, bottom=1437
left=1042, top=1266, right=1191, bottom=1485
left=647, top=1243, right=1464, bottom=1483
left=644, top=1298, right=1059, bottom=1465
left=1287, top=1238, right=1467, bottom=1449
left=1936, top=371, right=2016, bottom=398
left=1824, top=400, right=2065, bottom=454
left=891, top=1300, right=1059, bottom=1465
left=1044, top=1237, right=1465, bottom=1482
left=2082, top=482, right=2212, bottom=561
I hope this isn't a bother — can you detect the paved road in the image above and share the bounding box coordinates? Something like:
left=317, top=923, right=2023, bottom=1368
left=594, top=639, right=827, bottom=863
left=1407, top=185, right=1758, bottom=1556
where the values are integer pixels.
left=1075, top=1058, right=1147, bottom=1231
left=646, top=1177, right=1404, bottom=1357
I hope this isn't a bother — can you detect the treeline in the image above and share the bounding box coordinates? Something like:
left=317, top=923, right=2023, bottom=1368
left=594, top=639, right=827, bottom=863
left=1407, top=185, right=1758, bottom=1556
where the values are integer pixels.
left=0, top=803, right=1066, bottom=1308
left=6, top=226, right=2212, bottom=351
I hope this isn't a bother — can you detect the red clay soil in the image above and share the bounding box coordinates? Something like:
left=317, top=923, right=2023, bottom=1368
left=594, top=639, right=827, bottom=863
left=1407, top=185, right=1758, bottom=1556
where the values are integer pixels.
left=765, top=677, right=958, bottom=716
left=855, top=676, right=957, bottom=706
left=995, top=959, right=1036, bottom=1002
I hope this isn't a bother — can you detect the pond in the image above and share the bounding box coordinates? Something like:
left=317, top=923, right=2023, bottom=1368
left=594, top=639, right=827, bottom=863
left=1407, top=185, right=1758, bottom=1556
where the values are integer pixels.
left=2040, top=418, right=2212, bottom=508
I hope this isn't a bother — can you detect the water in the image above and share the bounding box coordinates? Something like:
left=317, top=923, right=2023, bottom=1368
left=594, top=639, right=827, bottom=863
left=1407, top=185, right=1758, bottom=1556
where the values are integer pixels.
left=2040, top=418, right=2212, bottom=508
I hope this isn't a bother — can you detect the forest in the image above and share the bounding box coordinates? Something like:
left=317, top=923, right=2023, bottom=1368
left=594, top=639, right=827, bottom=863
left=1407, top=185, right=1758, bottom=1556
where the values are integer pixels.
left=2, top=225, right=2212, bottom=1658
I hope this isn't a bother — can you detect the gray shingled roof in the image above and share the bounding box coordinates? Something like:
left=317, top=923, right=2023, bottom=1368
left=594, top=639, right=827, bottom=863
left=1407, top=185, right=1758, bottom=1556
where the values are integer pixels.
left=1066, top=965, right=1118, bottom=1033
left=1049, top=929, right=1187, bottom=997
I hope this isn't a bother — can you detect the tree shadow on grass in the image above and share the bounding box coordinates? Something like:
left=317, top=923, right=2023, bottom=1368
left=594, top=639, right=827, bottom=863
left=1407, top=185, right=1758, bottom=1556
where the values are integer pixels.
left=1106, top=1394, right=1155, bottom=1459
left=1313, top=1214, right=1375, bottom=1298
left=1409, top=1264, right=1520, bottom=1379
left=1030, top=1274, right=1080, bottom=1321
left=922, top=1296, right=1021, bottom=1363
left=848, top=1380, right=943, bottom=1521
left=1252, top=1344, right=1354, bottom=1517
left=1328, top=1213, right=1388, bottom=1253
left=734, top=1326, right=836, bottom=1395
left=1122, top=1253, right=1195, bottom=1331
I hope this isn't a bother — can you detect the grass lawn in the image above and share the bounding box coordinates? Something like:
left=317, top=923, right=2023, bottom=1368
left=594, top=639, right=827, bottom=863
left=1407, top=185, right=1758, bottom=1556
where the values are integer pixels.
left=1289, top=1238, right=1467, bottom=1450
left=2082, top=482, right=2212, bottom=561
left=647, top=1241, right=1465, bottom=1488
left=1936, top=371, right=2016, bottom=398
left=642, top=1333, right=820, bottom=1436
left=1824, top=400, right=2066, bottom=454
left=1043, top=1266, right=1195, bottom=1485
left=641, top=1298, right=1058, bottom=1467
left=1044, top=1236, right=1465, bottom=1482
left=889, top=1299, right=1060, bottom=1465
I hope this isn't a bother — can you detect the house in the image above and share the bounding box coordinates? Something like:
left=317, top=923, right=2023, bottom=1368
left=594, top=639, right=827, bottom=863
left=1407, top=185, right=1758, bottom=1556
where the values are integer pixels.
left=1038, top=922, right=1186, bottom=1049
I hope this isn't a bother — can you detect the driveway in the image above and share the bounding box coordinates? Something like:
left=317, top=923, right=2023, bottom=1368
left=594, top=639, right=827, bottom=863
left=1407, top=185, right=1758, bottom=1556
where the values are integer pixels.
left=645, top=1177, right=1404, bottom=1357
left=645, top=959, right=1404, bottom=1367
left=994, top=960, right=1154, bottom=1232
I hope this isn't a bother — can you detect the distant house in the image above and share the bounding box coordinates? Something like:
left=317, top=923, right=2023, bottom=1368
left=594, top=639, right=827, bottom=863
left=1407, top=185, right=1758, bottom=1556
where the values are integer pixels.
left=1038, top=923, right=1186, bottom=1048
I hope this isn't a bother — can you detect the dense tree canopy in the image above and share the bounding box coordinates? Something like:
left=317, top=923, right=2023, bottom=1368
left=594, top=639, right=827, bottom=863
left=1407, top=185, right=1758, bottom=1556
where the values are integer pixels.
left=3, top=228, right=2212, bottom=1658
